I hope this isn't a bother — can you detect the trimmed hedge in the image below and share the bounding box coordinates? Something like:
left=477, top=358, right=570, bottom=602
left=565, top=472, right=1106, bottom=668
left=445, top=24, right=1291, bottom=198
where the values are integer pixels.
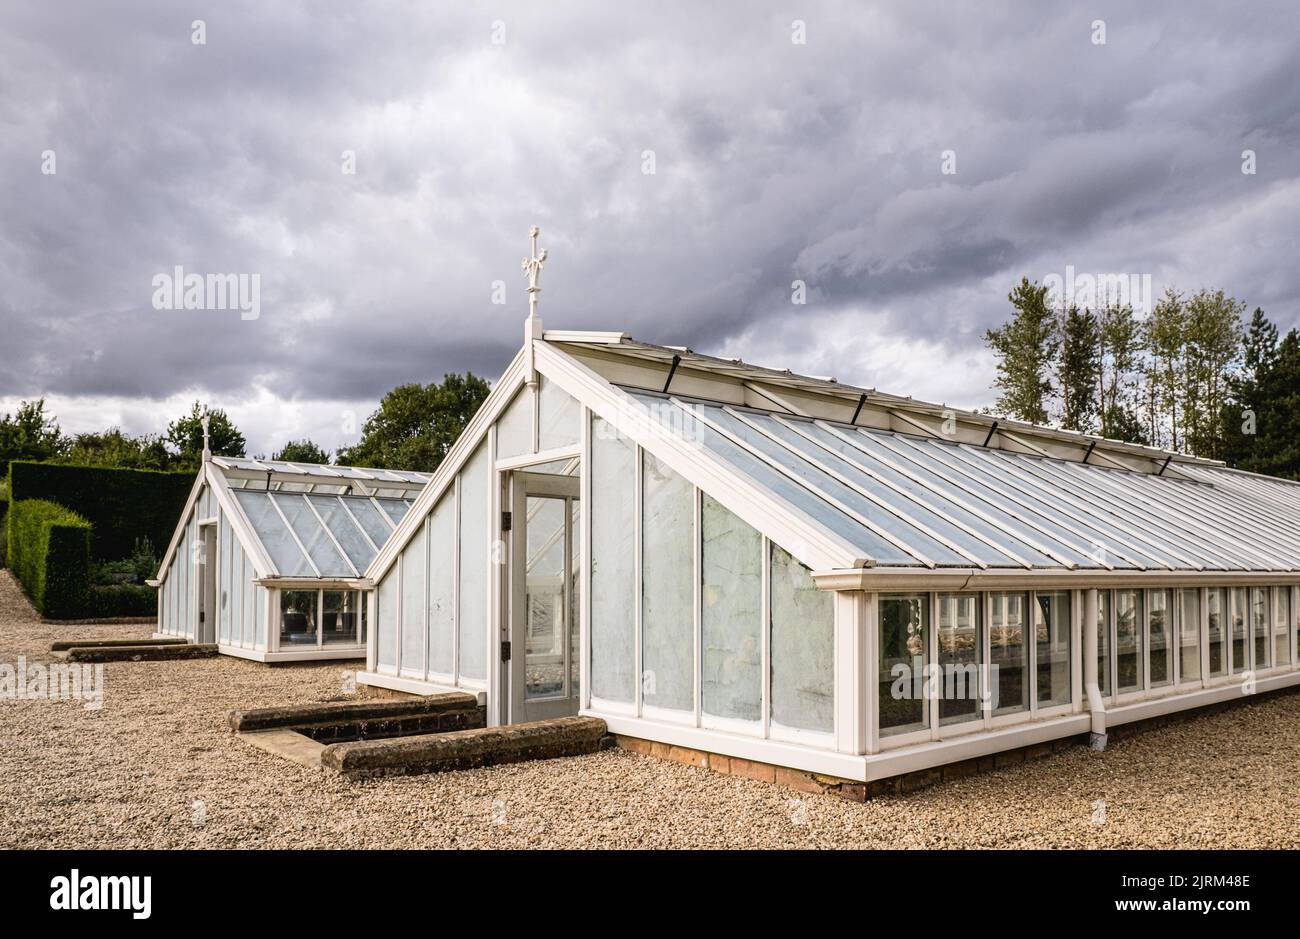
left=7, top=461, right=193, bottom=560
left=7, top=499, right=91, bottom=618
left=87, top=583, right=158, bottom=618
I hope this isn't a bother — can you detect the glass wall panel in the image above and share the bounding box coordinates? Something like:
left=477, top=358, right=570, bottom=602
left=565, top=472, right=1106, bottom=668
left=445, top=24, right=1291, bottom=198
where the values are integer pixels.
left=457, top=444, right=489, bottom=681
left=701, top=496, right=763, bottom=723
left=770, top=544, right=833, bottom=734
left=1230, top=587, right=1248, bottom=673
left=1116, top=589, right=1142, bottom=693
left=1147, top=589, right=1172, bottom=687
left=1273, top=587, right=1290, bottom=666
left=496, top=387, right=534, bottom=460
left=1178, top=588, right=1201, bottom=682
left=989, top=592, right=1028, bottom=714
left=937, top=593, right=982, bottom=724
left=426, top=494, right=455, bottom=676
left=401, top=525, right=427, bottom=671
left=880, top=594, right=929, bottom=734
left=640, top=453, right=694, bottom=714
left=1207, top=588, right=1225, bottom=676
left=1097, top=590, right=1111, bottom=696
left=590, top=419, right=636, bottom=702
left=281, top=590, right=318, bottom=647
left=537, top=376, right=580, bottom=451
left=323, top=590, right=363, bottom=645
left=377, top=575, right=397, bottom=668
left=1034, top=591, right=1071, bottom=706
left=1252, top=587, right=1270, bottom=668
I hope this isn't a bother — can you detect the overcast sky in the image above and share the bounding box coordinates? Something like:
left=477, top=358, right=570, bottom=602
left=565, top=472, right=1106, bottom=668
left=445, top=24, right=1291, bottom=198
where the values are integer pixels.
left=1, top=1, right=1297, bottom=457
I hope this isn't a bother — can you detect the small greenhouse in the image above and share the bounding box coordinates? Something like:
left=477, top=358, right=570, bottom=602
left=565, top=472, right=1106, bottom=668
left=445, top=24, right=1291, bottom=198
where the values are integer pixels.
left=150, top=455, right=430, bottom=662
left=358, top=306, right=1300, bottom=782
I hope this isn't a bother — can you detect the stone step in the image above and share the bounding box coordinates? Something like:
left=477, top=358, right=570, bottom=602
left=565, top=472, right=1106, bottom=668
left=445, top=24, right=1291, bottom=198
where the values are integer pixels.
left=321, top=716, right=612, bottom=779
left=229, top=692, right=485, bottom=742
left=50, top=637, right=188, bottom=651
left=64, top=643, right=219, bottom=663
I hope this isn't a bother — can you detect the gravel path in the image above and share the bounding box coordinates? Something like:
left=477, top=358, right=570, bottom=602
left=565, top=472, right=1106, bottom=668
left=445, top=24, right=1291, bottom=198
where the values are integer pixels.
left=2, top=569, right=1298, bottom=848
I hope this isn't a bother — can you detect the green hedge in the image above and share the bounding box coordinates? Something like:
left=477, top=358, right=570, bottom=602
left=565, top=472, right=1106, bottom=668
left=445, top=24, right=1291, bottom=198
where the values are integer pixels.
left=7, top=461, right=193, bottom=561
left=8, top=499, right=91, bottom=618
left=87, top=583, right=158, bottom=618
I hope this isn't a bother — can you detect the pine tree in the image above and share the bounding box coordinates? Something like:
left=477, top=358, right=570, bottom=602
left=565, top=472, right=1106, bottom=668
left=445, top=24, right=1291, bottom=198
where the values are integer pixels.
left=986, top=278, right=1056, bottom=425
left=1057, top=305, right=1101, bottom=432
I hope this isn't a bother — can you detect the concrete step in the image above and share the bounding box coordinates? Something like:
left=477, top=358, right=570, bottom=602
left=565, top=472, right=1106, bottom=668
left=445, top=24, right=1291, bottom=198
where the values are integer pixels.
left=321, top=716, right=612, bottom=779
left=50, top=637, right=188, bottom=652
left=229, top=692, right=484, bottom=741
left=64, top=643, right=219, bottom=663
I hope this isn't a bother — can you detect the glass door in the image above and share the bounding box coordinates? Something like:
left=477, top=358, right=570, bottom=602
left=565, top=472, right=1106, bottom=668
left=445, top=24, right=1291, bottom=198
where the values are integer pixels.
left=509, top=470, right=580, bottom=722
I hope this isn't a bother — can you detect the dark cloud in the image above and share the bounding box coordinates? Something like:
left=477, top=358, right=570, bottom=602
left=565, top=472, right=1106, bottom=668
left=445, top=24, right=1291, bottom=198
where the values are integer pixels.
left=1, top=0, right=1297, bottom=453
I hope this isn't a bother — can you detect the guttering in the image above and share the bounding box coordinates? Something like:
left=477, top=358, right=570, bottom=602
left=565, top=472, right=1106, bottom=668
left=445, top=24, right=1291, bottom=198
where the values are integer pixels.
left=811, top=567, right=1300, bottom=591
left=254, top=576, right=375, bottom=590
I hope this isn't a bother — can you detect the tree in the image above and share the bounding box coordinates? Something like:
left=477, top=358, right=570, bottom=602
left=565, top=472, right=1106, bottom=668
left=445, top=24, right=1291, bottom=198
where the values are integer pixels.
left=986, top=278, right=1056, bottom=425
left=1056, top=305, right=1101, bottom=432
left=1179, top=289, right=1244, bottom=459
left=1247, top=329, right=1300, bottom=479
left=0, top=399, right=66, bottom=466
left=336, top=373, right=491, bottom=472
left=1221, top=309, right=1283, bottom=471
left=1143, top=289, right=1186, bottom=450
left=59, top=428, right=172, bottom=470
left=165, top=402, right=246, bottom=466
left=1097, top=302, right=1146, bottom=442
left=272, top=439, right=331, bottom=464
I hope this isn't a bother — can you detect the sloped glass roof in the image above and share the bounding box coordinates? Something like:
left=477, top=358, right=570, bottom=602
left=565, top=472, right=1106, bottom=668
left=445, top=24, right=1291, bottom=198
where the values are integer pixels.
left=213, top=456, right=432, bottom=485
left=233, top=489, right=415, bottom=577
left=627, top=389, right=1300, bottom=572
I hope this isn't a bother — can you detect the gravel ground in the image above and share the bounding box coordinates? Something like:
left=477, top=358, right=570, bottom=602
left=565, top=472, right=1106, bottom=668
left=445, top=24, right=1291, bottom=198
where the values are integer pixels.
left=2, top=570, right=1299, bottom=849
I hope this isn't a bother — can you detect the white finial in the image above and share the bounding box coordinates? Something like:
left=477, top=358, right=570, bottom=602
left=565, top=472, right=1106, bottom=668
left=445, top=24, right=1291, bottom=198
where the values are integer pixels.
left=521, top=225, right=548, bottom=385
left=200, top=409, right=212, bottom=462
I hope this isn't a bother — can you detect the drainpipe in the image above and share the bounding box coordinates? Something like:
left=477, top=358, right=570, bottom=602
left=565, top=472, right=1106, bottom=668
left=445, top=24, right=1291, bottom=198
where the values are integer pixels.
left=1083, top=587, right=1107, bottom=750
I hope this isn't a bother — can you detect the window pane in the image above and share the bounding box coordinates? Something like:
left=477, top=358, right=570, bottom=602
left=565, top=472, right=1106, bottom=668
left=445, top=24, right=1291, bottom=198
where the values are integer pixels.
left=377, top=576, right=397, bottom=668
left=701, top=495, right=763, bottom=723
left=273, top=494, right=348, bottom=576
left=1207, top=588, right=1225, bottom=676
left=590, top=418, right=636, bottom=702
left=641, top=452, right=695, bottom=713
left=1035, top=591, right=1071, bottom=706
left=1116, top=589, right=1142, bottom=693
left=1273, top=587, right=1290, bottom=666
left=770, top=544, right=833, bottom=734
left=937, top=593, right=982, bottom=725
left=990, top=592, right=1028, bottom=714
left=457, top=443, right=489, bottom=681
left=880, top=594, right=929, bottom=734
left=322, top=590, right=362, bottom=645
left=537, top=376, right=580, bottom=451
left=1230, top=587, right=1248, bottom=673
left=427, top=494, right=455, bottom=676
left=1147, top=589, right=1171, bottom=687
left=1097, top=590, right=1110, bottom=695
left=496, top=387, right=534, bottom=459
left=1178, top=589, right=1201, bottom=682
left=281, top=590, right=318, bottom=647
left=1252, top=587, right=1270, bottom=668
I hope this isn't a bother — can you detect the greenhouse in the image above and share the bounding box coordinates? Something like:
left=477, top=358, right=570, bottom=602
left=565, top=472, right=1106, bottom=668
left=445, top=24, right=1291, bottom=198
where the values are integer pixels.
left=150, top=453, right=431, bottom=662
left=359, top=311, right=1300, bottom=781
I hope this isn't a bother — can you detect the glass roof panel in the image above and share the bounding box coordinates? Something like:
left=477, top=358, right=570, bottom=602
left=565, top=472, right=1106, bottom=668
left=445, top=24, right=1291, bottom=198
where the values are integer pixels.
left=346, top=498, right=396, bottom=546
left=232, top=490, right=314, bottom=576
left=307, top=495, right=379, bottom=571
left=270, top=493, right=350, bottom=576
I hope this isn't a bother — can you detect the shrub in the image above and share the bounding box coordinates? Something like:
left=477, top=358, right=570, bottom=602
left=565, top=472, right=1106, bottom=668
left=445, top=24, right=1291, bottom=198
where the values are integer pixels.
left=7, top=499, right=91, bottom=617
left=86, top=583, right=158, bottom=618
left=7, top=461, right=193, bottom=561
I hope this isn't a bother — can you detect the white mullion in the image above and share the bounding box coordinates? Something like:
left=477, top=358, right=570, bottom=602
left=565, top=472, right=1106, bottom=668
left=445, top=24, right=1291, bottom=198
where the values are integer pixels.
left=267, top=492, right=320, bottom=577
left=580, top=410, right=592, bottom=712
left=1028, top=591, right=1039, bottom=718
left=813, top=418, right=1081, bottom=569
left=982, top=591, right=993, bottom=730
left=302, top=495, right=359, bottom=577
left=929, top=591, right=939, bottom=740
left=317, top=588, right=324, bottom=648
left=452, top=475, right=461, bottom=685
left=733, top=407, right=1005, bottom=568
left=679, top=399, right=938, bottom=568
left=422, top=516, right=431, bottom=680
left=1200, top=587, right=1210, bottom=684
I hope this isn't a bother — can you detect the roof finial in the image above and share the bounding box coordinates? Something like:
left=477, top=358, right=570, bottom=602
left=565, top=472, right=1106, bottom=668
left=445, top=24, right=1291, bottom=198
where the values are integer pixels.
left=521, top=225, right=548, bottom=384
left=200, top=408, right=212, bottom=462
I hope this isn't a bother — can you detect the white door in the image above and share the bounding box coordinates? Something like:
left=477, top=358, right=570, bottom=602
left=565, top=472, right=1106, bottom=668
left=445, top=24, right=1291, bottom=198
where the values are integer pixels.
left=508, top=471, right=580, bottom=723
left=197, top=523, right=217, bottom=644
